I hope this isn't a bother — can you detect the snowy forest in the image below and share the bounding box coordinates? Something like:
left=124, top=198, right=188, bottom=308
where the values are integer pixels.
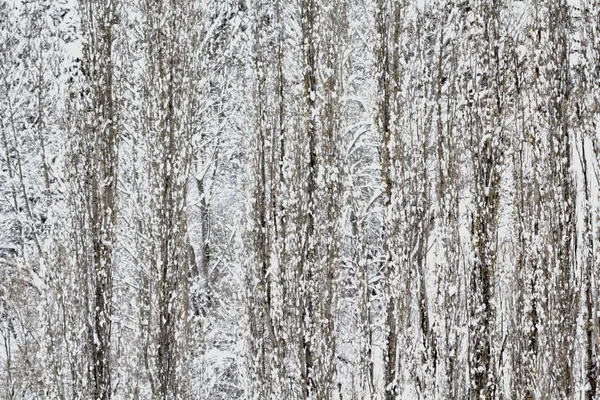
left=1, top=0, right=600, bottom=399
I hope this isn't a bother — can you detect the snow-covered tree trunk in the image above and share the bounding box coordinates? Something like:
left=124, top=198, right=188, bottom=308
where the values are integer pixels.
left=138, top=0, right=197, bottom=396
left=464, top=1, right=506, bottom=398
left=432, top=2, right=463, bottom=397
left=374, top=1, right=403, bottom=397
left=543, top=1, right=577, bottom=397
left=78, top=1, right=121, bottom=397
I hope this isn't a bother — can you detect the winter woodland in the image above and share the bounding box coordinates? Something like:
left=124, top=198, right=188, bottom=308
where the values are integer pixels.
left=1, top=0, right=600, bottom=399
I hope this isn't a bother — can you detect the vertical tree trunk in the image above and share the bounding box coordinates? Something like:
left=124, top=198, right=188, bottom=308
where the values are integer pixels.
left=581, top=137, right=597, bottom=400
left=298, top=0, right=318, bottom=398
left=375, top=1, right=401, bottom=397
left=546, top=1, right=576, bottom=397
left=317, top=0, right=345, bottom=397
left=467, top=1, right=503, bottom=398
left=583, top=1, right=600, bottom=396
left=140, top=0, right=195, bottom=396
left=246, top=1, right=281, bottom=395
left=80, top=1, right=120, bottom=398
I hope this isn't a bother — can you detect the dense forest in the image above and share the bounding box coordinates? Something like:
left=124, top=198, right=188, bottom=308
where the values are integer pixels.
left=1, top=0, right=600, bottom=399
